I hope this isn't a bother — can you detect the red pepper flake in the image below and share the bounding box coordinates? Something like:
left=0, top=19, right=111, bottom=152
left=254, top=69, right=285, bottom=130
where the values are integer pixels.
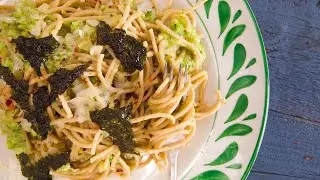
left=6, top=99, right=15, bottom=110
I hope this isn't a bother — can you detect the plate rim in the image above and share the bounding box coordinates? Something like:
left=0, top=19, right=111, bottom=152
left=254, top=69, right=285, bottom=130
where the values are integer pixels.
left=240, top=1, right=269, bottom=179
left=183, top=0, right=270, bottom=179
left=0, top=0, right=269, bottom=179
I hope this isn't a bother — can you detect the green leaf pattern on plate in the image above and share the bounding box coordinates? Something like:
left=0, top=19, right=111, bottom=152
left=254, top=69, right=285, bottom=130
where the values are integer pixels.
left=226, top=75, right=257, bottom=99
left=205, top=142, right=239, bottom=166
left=246, top=58, right=257, bottom=69
left=243, top=113, right=257, bottom=121
left=192, top=170, right=230, bottom=180
left=191, top=0, right=260, bottom=179
left=218, top=1, right=231, bottom=37
left=228, top=43, right=246, bottom=80
left=225, top=94, right=248, bottom=123
left=223, top=25, right=246, bottom=55
left=226, top=164, right=243, bottom=169
left=216, top=124, right=253, bottom=141
left=232, top=10, right=242, bottom=23
left=204, top=0, right=214, bottom=18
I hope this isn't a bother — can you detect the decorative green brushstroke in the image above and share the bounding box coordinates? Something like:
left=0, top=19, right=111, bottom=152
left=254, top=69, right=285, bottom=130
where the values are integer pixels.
left=216, top=124, right=253, bottom=141
left=243, top=114, right=257, bottom=121
left=223, top=25, right=246, bottom=55
left=191, top=170, right=230, bottom=180
left=218, top=1, right=231, bottom=36
left=228, top=43, right=246, bottom=80
left=226, top=163, right=242, bottom=169
left=226, top=75, right=257, bottom=99
left=225, top=94, right=248, bottom=123
left=204, top=0, right=214, bottom=18
left=246, top=58, right=257, bottom=69
left=232, top=10, right=242, bottom=23
left=205, top=142, right=239, bottom=166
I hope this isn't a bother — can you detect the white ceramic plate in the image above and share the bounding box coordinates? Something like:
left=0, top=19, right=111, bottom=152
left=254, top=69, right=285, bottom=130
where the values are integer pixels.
left=0, top=0, right=269, bottom=179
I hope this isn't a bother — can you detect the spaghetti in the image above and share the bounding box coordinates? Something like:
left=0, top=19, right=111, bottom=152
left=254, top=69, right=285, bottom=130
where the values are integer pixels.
left=0, top=0, right=225, bottom=179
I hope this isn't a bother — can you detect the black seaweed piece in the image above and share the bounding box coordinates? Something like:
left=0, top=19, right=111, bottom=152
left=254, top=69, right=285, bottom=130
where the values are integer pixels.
left=24, top=111, right=52, bottom=139
left=17, top=152, right=70, bottom=180
left=13, top=35, right=59, bottom=75
left=33, top=86, right=51, bottom=111
left=96, top=22, right=147, bottom=73
left=17, top=153, right=33, bottom=178
left=0, top=66, right=30, bottom=110
left=0, top=66, right=51, bottom=139
left=90, top=105, right=135, bottom=153
left=33, top=64, right=89, bottom=112
left=48, top=64, right=89, bottom=102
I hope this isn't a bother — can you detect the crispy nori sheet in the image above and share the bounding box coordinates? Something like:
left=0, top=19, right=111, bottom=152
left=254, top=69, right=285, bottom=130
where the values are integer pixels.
left=24, top=110, right=52, bottom=139
left=48, top=64, right=89, bottom=99
left=13, top=35, right=59, bottom=75
left=90, top=105, right=135, bottom=153
left=32, top=64, right=89, bottom=111
left=1, top=64, right=88, bottom=139
left=0, top=66, right=30, bottom=110
left=17, top=152, right=70, bottom=180
left=96, top=22, right=147, bottom=73
left=33, top=86, right=51, bottom=111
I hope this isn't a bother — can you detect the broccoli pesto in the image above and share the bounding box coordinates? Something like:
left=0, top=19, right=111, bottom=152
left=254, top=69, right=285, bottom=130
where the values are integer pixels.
left=160, top=14, right=206, bottom=70
left=0, top=0, right=44, bottom=38
left=0, top=109, right=29, bottom=154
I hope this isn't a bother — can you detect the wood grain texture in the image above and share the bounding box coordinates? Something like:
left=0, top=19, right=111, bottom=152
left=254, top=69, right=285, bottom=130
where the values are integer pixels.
left=248, top=0, right=320, bottom=121
left=247, top=0, right=320, bottom=179
left=249, top=172, right=308, bottom=180
left=250, top=111, right=320, bottom=179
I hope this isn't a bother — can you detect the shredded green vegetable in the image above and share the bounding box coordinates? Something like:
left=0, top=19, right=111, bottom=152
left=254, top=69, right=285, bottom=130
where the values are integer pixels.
left=0, top=109, right=29, bottom=154
left=0, top=0, right=45, bottom=38
left=159, top=14, right=206, bottom=70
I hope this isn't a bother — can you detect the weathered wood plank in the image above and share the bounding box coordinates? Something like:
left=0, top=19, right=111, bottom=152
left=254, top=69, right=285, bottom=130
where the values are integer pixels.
left=248, top=0, right=320, bottom=121
left=249, top=172, right=308, bottom=180
left=247, top=0, right=320, bottom=178
left=249, top=111, right=320, bottom=179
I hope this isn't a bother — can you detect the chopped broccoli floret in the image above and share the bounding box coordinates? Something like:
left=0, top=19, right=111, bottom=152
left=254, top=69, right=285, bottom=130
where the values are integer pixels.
left=160, top=15, right=206, bottom=70
left=0, top=109, right=29, bottom=154
left=0, top=0, right=46, bottom=38
left=64, top=20, right=97, bottom=52
left=45, top=44, right=73, bottom=73
left=144, top=11, right=156, bottom=23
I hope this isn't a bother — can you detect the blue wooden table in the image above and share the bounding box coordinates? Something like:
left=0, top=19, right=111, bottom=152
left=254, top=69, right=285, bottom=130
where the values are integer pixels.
left=247, top=0, right=320, bottom=179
